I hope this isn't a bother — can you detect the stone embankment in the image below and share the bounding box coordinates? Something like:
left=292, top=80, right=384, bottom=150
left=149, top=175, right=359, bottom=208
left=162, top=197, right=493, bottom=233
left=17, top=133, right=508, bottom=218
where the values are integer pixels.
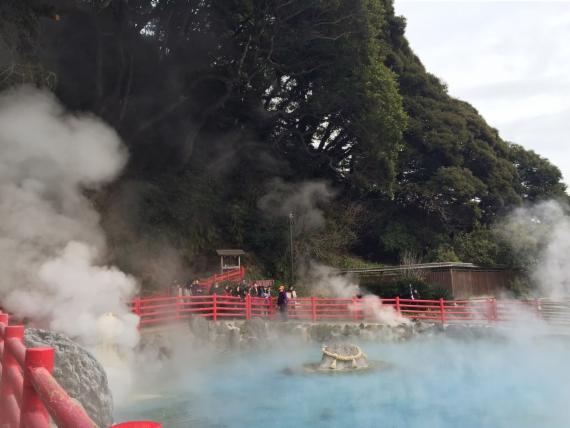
left=140, top=318, right=499, bottom=351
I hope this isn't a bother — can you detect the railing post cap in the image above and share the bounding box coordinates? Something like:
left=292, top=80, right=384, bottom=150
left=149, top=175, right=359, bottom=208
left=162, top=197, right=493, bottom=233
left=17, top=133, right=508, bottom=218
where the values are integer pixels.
left=5, top=324, right=25, bottom=338
left=25, top=347, right=55, bottom=370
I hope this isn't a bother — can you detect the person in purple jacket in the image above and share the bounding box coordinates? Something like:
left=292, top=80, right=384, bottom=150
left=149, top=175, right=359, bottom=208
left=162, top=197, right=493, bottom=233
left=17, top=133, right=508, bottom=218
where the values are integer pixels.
left=277, top=285, right=288, bottom=320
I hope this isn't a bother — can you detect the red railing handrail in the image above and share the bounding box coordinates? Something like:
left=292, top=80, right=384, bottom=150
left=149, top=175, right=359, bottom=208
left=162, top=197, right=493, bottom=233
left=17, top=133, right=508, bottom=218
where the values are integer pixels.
left=130, top=294, right=563, bottom=327
left=199, top=267, right=246, bottom=289
left=0, top=314, right=162, bottom=428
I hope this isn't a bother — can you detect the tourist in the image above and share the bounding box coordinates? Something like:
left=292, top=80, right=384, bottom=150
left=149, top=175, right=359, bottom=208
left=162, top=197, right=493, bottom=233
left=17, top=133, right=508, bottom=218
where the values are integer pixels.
left=286, top=285, right=297, bottom=300
left=238, top=285, right=247, bottom=300
left=277, top=285, right=288, bottom=320
left=286, top=285, right=297, bottom=317
left=210, top=282, right=221, bottom=295
left=183, top=280, right=192, bottom=296
left=194, top=280, right=204, bottom=295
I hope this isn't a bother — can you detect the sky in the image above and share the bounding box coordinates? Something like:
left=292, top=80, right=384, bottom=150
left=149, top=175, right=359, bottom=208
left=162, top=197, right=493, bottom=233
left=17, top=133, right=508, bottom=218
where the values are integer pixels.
left=393, top=0, right=570, bottom=186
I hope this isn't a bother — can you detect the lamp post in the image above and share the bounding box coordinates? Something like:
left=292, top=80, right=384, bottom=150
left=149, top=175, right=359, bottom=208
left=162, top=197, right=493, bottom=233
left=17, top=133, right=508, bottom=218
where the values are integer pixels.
left=288, top=212, right=295, bottom=285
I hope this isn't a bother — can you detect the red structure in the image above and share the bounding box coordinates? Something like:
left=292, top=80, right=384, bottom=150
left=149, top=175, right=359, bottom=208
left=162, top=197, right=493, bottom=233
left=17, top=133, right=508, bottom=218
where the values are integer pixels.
left=198, top=266, right=246, bottom=293
left=0, top=313, right=161, bottom=428
left=130, top=294, right=549, bottom=326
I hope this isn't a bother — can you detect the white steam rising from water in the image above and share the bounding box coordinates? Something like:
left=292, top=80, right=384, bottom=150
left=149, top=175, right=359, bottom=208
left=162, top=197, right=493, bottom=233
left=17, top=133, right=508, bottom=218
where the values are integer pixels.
left=0, top=86, right=139, bottom=402
left=300, top=262, right=360, bottom=298
left=498, top=200, right=570, bottom=298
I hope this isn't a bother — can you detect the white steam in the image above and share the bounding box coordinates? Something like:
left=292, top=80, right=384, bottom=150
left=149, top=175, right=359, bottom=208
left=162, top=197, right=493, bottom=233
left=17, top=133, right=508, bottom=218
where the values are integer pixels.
left=260, top=180, right=408, bottom=325
left=497, top=200, right=570, bottom=298
left=0, top=86, right=139, bottom=401
left=258, top=179, right=335, bottom=232
left=299, top=261, right=359, bottom=298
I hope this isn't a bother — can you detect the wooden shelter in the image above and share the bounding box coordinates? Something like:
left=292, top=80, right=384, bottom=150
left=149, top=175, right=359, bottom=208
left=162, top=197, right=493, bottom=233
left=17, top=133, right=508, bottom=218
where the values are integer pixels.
left=216, top=249, right=245, bottom=274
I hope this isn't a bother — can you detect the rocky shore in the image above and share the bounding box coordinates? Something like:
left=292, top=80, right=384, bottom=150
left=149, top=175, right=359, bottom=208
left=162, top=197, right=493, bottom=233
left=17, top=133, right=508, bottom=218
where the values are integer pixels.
left=140, top=318, right=500, bottom=351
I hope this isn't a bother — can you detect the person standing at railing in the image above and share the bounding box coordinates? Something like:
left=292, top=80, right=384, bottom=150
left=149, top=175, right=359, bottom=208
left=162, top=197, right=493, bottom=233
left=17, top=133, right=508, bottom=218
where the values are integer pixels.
left=234, top=284, right=244, bottom=300
left=183, top=280, right=192, bottom=296
left=286, top=285, right=297, bottom=317
left=277, top=285, right=288, bottom=320
left=210, top=282, right=221, bottom=295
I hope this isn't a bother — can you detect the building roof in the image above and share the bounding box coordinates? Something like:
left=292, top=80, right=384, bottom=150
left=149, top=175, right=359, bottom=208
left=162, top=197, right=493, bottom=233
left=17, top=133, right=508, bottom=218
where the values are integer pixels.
left=338, top=262, right=507, bottom=275
left=216, top=249, right=245, bottom=256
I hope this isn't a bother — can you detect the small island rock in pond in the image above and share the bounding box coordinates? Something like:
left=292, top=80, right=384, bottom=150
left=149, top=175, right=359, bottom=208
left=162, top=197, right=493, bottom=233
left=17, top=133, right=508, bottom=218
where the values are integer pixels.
left=319, top=343, right=369, bottom=371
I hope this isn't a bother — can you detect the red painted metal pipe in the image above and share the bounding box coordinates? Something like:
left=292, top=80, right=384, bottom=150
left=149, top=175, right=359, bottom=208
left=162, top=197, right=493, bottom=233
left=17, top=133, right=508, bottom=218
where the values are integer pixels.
left=21, top=348, right=54, bottom=428
left=3, top=392, right=20, bottom=427
left=28, top=366, right=98, bottom=428
left=7, top=335, right=26, bottom=367
left=1, top=325, right=24, bottom=427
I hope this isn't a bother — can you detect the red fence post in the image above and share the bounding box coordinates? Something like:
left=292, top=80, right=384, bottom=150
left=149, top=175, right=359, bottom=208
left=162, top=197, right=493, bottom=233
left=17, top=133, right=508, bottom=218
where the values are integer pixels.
left=176, top=296, right=182, bottom=320
left=0, top=312, right=9, bottom=346
left=133, top=297, right=141, bottom=317
left=311, top=297, right=317, bottom=322
left=485, top=299, right=492, bottom=323
left=212, top=294, right=218, bottom=322
left=245, top=295, right=251, bottom=320
left=20, top=348, right=54, bottom=428
left=351, top=297, right=357, bottom=321
left=268, top=297, right=275, bottom=320
left=395, top=296, right=401, bottom=316
left=534, top=298, right=541, bottom=319
left=1, top=325, right=25, bottom=427
left=439, top=298, right=446, bottom=325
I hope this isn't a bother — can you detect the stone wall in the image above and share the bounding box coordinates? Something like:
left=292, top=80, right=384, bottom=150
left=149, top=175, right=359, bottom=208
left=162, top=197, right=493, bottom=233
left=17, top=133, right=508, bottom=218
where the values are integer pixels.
left=141, top=318, right=499, bottom=351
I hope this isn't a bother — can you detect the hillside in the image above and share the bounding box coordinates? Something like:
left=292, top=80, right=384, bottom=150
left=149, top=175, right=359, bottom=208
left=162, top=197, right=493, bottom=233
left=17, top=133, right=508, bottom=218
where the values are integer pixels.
left=1, top=0, right=567, bottom=287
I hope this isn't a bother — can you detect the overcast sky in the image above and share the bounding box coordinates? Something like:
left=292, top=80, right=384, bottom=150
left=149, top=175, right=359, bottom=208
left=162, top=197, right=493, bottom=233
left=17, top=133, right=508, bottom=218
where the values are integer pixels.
left=394, top=1, right=570, bottom=186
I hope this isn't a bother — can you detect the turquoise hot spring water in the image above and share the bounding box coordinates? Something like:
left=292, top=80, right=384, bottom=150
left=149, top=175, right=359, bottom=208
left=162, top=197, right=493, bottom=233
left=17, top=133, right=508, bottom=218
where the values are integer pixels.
left=115, top=332, right=570, bottom=428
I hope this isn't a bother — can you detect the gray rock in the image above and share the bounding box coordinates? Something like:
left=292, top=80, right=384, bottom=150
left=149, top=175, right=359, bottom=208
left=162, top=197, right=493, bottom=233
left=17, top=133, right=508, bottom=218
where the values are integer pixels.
left=241, top=318, right=269, bottom=341
left=24, top=328, right=113, bottom=428
left=188, top=316, right=212, bottom=343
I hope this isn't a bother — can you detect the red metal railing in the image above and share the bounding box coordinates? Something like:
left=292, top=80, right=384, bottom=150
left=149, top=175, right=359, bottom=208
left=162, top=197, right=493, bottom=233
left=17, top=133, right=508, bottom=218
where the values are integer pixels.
left=131, top=294, right=538, bottom=327
left=198, top=267, right=246, bottom=291
left=0, top=312, right=161, bottom=428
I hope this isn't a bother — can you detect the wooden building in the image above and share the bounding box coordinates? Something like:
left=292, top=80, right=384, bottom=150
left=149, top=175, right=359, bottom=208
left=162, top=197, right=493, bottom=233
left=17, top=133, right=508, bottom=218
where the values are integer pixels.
left=341, top=262, right=515, bottom=299
left=216, top=249, right=245, bottom=273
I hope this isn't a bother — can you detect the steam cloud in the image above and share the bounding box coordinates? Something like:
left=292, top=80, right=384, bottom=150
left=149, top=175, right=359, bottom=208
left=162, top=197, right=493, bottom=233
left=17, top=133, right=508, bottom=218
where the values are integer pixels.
left=258, top=179, right=336, bottom=232
left=0, top=86, right=139, bottom=400
left=260, top=180, right=408, bottom=325
left=497, top=200, right=570, bottom=298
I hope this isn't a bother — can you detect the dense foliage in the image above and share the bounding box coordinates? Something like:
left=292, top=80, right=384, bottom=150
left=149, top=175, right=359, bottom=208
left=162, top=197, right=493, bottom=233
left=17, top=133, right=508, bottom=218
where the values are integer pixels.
left=1, top=0, right=567, bottom=285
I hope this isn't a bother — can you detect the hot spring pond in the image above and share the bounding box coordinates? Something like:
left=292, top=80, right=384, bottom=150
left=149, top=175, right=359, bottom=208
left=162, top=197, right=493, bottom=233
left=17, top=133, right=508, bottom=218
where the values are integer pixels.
left=115, top=333, right=570, bottom=428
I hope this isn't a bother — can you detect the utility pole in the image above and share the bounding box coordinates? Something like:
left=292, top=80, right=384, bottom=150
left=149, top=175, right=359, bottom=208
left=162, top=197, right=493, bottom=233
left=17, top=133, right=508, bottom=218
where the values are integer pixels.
left=288, top=212, right=295, bottom=285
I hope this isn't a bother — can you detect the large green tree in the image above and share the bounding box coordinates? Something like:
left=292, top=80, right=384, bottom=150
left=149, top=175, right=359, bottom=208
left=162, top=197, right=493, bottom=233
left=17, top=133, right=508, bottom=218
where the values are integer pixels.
left=1, top=0, right=566, bottom=283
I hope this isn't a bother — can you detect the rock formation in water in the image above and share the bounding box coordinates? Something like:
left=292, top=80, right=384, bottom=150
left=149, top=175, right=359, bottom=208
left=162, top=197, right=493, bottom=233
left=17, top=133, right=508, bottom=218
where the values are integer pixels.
left=318, top=343, right=369, bottom=371
left=24, top=328, right=113, bottom=428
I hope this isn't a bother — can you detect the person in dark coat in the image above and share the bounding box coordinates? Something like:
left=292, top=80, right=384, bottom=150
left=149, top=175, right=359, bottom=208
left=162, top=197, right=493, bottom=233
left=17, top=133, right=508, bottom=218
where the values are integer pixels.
left=277, top=285, right=288, bottom=320
left=210, top=282, right=221, bottom=295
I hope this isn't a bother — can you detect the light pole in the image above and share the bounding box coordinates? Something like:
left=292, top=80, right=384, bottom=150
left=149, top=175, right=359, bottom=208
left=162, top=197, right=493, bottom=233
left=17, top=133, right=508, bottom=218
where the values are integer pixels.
left=288, top=212, right=295, bottom=285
